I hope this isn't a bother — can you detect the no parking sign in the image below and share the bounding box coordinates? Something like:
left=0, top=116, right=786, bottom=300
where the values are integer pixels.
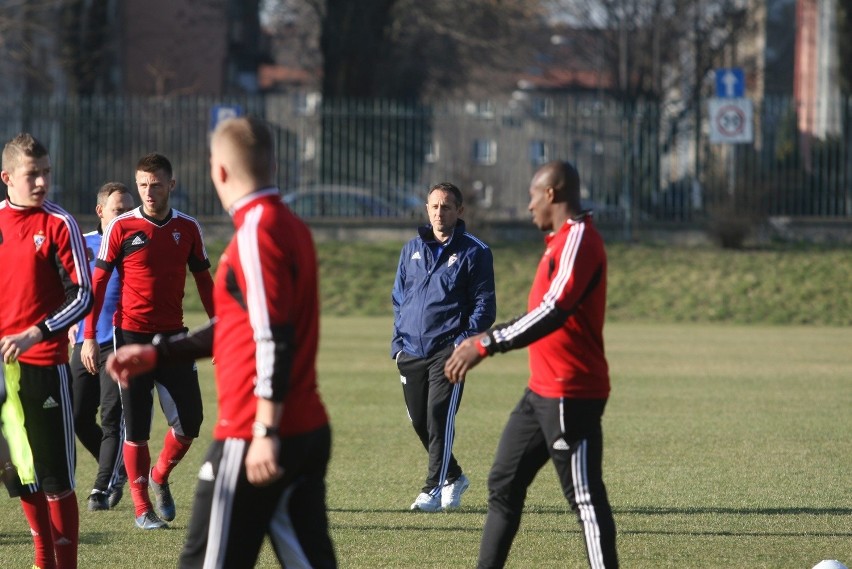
left=708, top=98, right=753, bottom=144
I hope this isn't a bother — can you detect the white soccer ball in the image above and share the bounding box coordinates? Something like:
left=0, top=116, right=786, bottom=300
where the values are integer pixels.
left=812, top=561, right=848, bottom=569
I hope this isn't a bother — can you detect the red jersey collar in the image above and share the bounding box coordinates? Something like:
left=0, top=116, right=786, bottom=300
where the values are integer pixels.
left=544, top=211, right=592, bottom=245
left=228, top=187, right=280, bottom=217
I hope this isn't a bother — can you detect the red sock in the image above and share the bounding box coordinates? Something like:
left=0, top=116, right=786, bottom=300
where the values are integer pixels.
left=20, top=491, right=57, bottom=569
left=151, top=429, right=192, bottom=484
left=123, top=440, right=153, bottom=517
left=46, top=490, right=79, bottom=569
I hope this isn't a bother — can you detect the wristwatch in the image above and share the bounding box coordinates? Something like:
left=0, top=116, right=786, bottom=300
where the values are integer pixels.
left=476, top=335, right=492, bottom=357
left=252, top=421, right=278, bottom=438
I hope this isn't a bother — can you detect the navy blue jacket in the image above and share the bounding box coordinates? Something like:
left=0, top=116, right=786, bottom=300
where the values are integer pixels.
left=391, top=219, right=496, bottom=359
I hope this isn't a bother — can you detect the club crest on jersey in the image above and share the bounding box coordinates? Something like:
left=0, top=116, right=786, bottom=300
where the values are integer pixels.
left=172, top=231, right=181, bottom=245
left=447, top=253, right=458, bottom=267
left=33, top=230, right=46, bottom=251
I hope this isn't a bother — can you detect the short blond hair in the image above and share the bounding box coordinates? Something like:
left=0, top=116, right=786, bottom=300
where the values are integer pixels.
left=212, top=116, right=275, bottom=184
left=2, top=133, right=49, bottom=173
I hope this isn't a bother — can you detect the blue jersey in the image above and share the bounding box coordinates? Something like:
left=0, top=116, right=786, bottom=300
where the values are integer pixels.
left=74, top=229, right=120, bottom=346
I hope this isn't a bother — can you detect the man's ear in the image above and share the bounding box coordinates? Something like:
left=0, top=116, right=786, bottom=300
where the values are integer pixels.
left=545, top=186, right=556, bottom=203
left=95, top=203, right=104, bottom=219
left=215, top=163, right=228, bottom=185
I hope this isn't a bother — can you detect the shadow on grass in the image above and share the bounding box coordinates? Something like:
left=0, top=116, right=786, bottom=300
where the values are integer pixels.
left=330, top=506, right=852, bottom=516
left=620, top=506, right=852, bottom=516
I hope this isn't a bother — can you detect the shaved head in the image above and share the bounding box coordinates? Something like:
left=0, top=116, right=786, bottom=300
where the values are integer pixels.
left=533, top=161, right=581, bottom=213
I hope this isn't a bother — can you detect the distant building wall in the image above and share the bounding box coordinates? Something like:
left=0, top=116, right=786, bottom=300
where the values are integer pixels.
left=795, top=0, right=842, bottom=138
left=122, top=0, right=228, bottom=95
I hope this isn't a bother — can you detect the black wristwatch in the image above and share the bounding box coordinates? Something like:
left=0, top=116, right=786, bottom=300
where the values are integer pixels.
left=251, top=421, right=278, bottom=438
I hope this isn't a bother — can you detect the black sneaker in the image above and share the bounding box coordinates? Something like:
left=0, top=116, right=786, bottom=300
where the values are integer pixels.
left=149, top=469, right=176, bottom=521
left=107, top=471, right=127, bottom=509
left=107, top=483, right=124, bottom=509
left=88, top=490, right=109, bottom=512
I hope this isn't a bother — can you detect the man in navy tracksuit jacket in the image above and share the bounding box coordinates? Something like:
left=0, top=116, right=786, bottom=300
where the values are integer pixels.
left=391, top=182, right=496, bottom=512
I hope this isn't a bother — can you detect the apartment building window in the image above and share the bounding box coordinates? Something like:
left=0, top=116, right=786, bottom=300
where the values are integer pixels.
left=532, top=97, right=553, bottom=117
left=302, top=135, right=316, bottom=161
left=465, top=100, right=495, bottom=119
left=425, top=140, right=439, bottom=163
left=529, top=140, right=550, bottom=165
left=294, top=91, right=321, bottom=116
left=473, top=139, right=497, bottom=165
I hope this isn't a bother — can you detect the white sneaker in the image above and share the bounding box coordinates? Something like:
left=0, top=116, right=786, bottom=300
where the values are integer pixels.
left=410, top=492, right=442, bottom=512
left=441, top=474, right=470, bottom=510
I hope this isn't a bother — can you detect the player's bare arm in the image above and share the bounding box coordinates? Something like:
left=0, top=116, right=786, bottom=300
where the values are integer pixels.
left=0, top=326, right=43, bottom=363
left=80, top=338, right=100, bottom=374
left=106, top=344, right=157, bottom=388
left=444, top=333, right=486, bottom=384
left=246, top=398, right=284, bottom=487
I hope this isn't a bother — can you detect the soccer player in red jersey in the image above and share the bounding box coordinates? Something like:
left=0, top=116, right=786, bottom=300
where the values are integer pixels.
left=107, top=117, right=336, bottom=567
left=445, top=161, right=619, bottom=569
left=82, top=153, right=215, bottom=530
left=0, top=133, right=93, bottom=569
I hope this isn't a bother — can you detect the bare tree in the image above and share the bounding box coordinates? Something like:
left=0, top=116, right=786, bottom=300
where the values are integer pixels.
left=0, top=0, right=121, bottom=96
left=262, top=0, right=543, bottom=100
left=547, top=0, right=753, bottom=103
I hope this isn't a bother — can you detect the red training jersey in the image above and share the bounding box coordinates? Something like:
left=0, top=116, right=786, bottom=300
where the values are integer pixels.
left=492, top=215, right=610, bottom=398
left=0, top=200, right=92, bottom=365
left=84, top=207, right=212, bottom=337
left=212, top=189, right=329, bottom=439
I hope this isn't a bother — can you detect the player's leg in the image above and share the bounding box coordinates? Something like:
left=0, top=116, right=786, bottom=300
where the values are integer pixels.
left=153, top=330, right=203, bottom=477
left=396, top=351, right=441, bottom=507
left=268, top=425, right=337, bottom=569
left=542, top=397, right=618, bottom=569
left=115, top=328, right=159, bottom=523
left=396, top=351, right=430, bottom=451
left=424, top=345, right=466, bottom=505
left=97, top=342, right=126, bottom=506
left=69, top=342, right=102, bottom=461
left=17, top=363, right=79, bottom=569
left=178, top=439, right=268, bottom=569
left=477, top=389, right=551, bottom=569
left=150, top=341, right=203, bottom=521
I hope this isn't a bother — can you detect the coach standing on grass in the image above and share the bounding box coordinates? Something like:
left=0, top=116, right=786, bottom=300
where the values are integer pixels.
left=392, top=182, right=496, bottom=512
left=69, top=182, right=134, bottom=512
left=445, top=160, right=619, bottom=569
left=83, top=153, right=216, bottom=530
left=107, top=116, right=337, bottom=568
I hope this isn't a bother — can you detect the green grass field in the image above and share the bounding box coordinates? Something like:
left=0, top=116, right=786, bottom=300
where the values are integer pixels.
left=1, top=318, right=850, bottom=568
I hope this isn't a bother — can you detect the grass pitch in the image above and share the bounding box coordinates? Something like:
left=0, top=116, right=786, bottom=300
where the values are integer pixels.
left=0, top=318, right=849, bottom=568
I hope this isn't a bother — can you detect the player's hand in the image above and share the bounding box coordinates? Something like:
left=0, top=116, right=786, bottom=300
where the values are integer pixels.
left=67, top=324, right=79, bottom=344
left=81, top=338, right=100, bottom=374
left=444, top=334, right=486, bottom=384
left=106, top=344, right=157, bottom=388
left=245, top=437, right=284, bottom=487
left=0, top=326, right=43, bottom=364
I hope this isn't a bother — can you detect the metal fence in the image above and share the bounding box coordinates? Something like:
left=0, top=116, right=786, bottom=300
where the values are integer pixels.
left=1, top=93, right=850, bottom=229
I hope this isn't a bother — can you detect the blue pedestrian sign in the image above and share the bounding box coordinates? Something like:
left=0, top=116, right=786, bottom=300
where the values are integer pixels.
left=715, top=68, right=744, bottom=98
left=209, top=105, right=243, bottom=131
